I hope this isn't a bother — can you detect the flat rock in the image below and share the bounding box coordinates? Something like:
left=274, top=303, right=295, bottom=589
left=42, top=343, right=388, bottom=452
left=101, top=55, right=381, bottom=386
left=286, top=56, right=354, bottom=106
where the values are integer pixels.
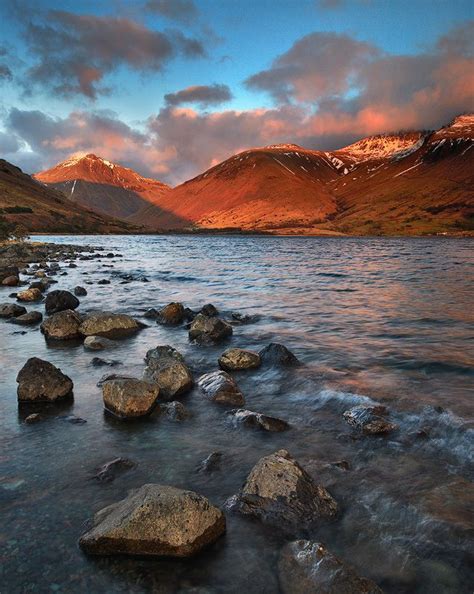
left=259, top=343, right=300, bottom=367
left=157, top=302, right=185, bottom=325
left=343, top=405, right=398, bottom=435
left=197, top=371, right=245, bottom=406
left=279, top=540, right=384, bottom=594
left=45, top=290, right=79, bottom=314
left=227, top=409, right=289, bottom=432
left=79, top=484, right=226, bottom=557
left=84, top=335, right=115, bottom=350
left=143, top=345, right=193, bottom=400
left=226, top=449, right=337, bottom=534
left=17, top=288, right=43, bottom=302
left=79, top=312, right=141, bottom=339
left=11, top=310, right=43, bottom=326
left=218, top=348, right=261, bottom=371
left=91, top=357, right=122, bottom=368
left=93, top=457, right=135, bottom=483
left=189, top=313, right=233, bottom=344
left=0, top=303, right=27, bottom=318
left=17, top=357, right=73, bottom=402
left=41, top=310, right=82, bottom=340
left=102, top=378, right=159, bottom=419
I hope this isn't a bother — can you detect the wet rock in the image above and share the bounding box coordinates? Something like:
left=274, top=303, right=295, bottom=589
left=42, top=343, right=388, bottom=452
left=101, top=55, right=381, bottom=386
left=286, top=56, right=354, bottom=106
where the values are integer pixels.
left=227, top=409, right=289, bottom=432
left=231, top=312, right=259, bottom=325
left=93, top=457, right=135, bottom=483
left=200, top=303, right=219, bottom=317
left=226, top=449, right=337, bottom=534
left=278, top=540, right=384, bottom=594
left=74, top=286, right=87, bottom=296
left=41, top=310, right=82, bottom=340
left=17, top=288, right=43, bottom=302
left=197, top=371, right=245, bottom=406
left=29, top=280, right=50, bottom=292
left=102, top=377, right=159, bottom=419
left=61, top=415, right=87, bottom=424
left=68, top=262, right=78, bottom=268
left=189, top=313, right=233, bottom=344
left=11, top=310, right=43, bottom=326
left=259, top=343, right=300, bottom=367
left=197, top=452, right=222, bottom=473
left=91, top=357, right=121, bottom=368
left=144, top=307, right=160, bottom=319
left=79, top=484, right=226, bottom=557
left=97, top=373, right=135, bottom=388
left=2, top=275, right=19, bottom=286
left=343, top=405, right=398, bottom=435
left=218, top=348, right=261, bottom=371
left=143, top=346, right=193, bottom=400
left=84, top=335, right=115, bottom=351
left=0, top=265, right=19, bottom=283
left=98, top=279, right=111, bottom=285
left=17, top=357, right=73, bottom=402
left=157, top=302, right=185, bottom=325
left=159, top=401, right=190, bottom=421
left=45, top=290, right=79, bottom=314
left=34, top=270, right=47, bottom=278
left=79, top=312, right=141, bottom=339
left=25, top=413, right=43, bottom=424
left=0, top=303, right=27, bottom=318
left=330, top=460, right=351, bottom=471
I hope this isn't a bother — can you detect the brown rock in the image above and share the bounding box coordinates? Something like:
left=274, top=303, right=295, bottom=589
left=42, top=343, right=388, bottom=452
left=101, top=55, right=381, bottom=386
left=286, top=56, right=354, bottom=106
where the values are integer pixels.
left=219, top=348, right=261, bottom=371
left=189, top=313, right=233, bottom=344
left=17, top=288, right=43, bottom=302
left=143, top=346, right=193, bottom=400
left=197, top=371, right=244, bottom=406
left=157, top=302, right=185, bottom=325
left=17, top=357, right=73, bottom=402
left=102, top=378, right=159, bottom=419
left=41, top=310, right=82, bottom=340
left=79, top=312, right=140, bottom=338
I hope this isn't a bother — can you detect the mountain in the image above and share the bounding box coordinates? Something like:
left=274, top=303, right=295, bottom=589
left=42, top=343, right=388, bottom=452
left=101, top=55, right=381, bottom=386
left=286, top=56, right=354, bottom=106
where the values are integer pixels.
left=34, top=154, right=180, bottom=226
left=0, top=159, right=138, bottom=234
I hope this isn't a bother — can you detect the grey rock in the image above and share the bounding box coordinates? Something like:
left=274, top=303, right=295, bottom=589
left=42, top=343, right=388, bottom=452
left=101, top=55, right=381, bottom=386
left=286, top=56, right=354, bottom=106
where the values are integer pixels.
left=84, top=335, right=115, bottom=351
left=197, top=452, right=222, bottom=473
left=159, top=401, right=190, bottom=421
left=227, top=409, right=289, bottom=432
left=41, top=310, right=82, bottom=340
left=189, top=313, right=233, bottom=344
left=45, top=290, right=79, bottom=314
left=144, top=346, right=193, bottom=400
left=343, top=405, right=398, bottom=435
left=11, top=310, right=43, bottom=326
left=0, top=303, right=27, bottom=318
left=259, top=343, right=300, bottom=367
left=94, top=457, right=135, bottom=483
left=74, top=286, right=87, bottom=296
left=197, top=371, right=245, bottom=406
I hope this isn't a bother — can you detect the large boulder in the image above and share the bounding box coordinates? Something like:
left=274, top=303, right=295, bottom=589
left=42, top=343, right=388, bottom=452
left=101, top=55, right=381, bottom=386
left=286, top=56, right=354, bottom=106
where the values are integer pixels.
left=79, top=484, right=226, bottom=557
left=197, top=371, right=245, bottom=406
left=143, top=346, right=193, bottom=400
left=189, top=313, right=233, bottom=344
left=41, top=310, right=82, bottom=340
left=343, top=405, right=398, bottom=435
left=227, top=409, right=289, bottom=432
left=0, top=303, right=27, bottom=318
left=226, top=449, right=337, bottom=534
left=17, top=288, right=43, bottom=302
left=157, top=302, right=185, bottom=325
left=102, top=377, right=159, bottom=419
left=11, top=311, right=43, bottom=326
left=79, top=312, right=141, bottom=339
left=45, top=290, right=79, bottom=314
left=17, top=357, right=73, bottom=402
left=259, top=343, right=300, bottom=367
left=279, top=540, right=384, bottom=594
left=219, top=348, right=261, bottom=371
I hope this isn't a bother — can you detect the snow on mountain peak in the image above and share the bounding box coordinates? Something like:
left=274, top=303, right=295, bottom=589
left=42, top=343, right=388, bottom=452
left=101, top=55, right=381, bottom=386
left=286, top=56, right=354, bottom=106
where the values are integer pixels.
left=338, top=133, right=424, bottom=162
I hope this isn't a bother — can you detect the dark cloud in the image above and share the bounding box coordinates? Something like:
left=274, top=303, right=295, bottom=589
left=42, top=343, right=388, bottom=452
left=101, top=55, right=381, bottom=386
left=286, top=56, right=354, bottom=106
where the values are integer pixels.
left=0, top=64, right=13, bottom=80
left=164, top=84, right=233, bottom=107
left=0, top=130, right=21, bottom=153
left=146, top=0, right=198, bottom=24
left=20, top=9, right=205, bottom=98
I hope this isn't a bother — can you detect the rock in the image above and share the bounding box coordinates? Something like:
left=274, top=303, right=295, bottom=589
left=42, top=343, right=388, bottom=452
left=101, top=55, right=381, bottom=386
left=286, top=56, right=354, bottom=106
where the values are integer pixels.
left=197, top=371, right=245, bottom=406
left=143, top=346, right=193, bottom=400
left=0, top=265, right=19, bottom=283
left=183, top=307, right=197, bottom=321
left=91, top=357, right=121, bottom=368
left=93, top=457, right=135, bottom=483
left=61, top=415, right=87, bottom=424
left=231, top=312, right=259, bottom=325
left=278, top=540, right=384, bottom=594
left=2, top=275, right=19, bottom=286
left=79, top=312, right=141, bottom=338
left=196, top=452, right=222, bottom=473
left=25, top=413, right=43, bottom=424
left=144, top=307, right=160, bottom=319
left=159, top=401, right=190, bottom=421
left=97, top=373, right=135, bottom=388
left=17, top=357, right=73, bottom=402
left=29, top=280, right=50, bottom=292
left=189, top=313, right=233, bottom=344
left=259, top=343, right=300, bottom=367
left=343, top=405, right=398, bottom=435
left=157, top=302, right=185, bottom=325
left=11, top=311, right=43, bottom=326
left=68, top=263, right=78, bottom=268
left=226, top=449, right=337, bottom=534
left=41, top=310, right=82, bottom=340
left=200, top=303, right=219, bottom=317
left=102, top=378, right=159, bottom=419
left=74, top=286, right=87, bottom=296
left=84, top=335, right=115, bottom=351
left=331, top=460, right=351, bottom=471
left=17, top=288, right=43, bottom=302
left=227, top=409, right=289, bottom=432
left=45, top=290, right=79, bottom=314
left=218, top=348, right=261, bottom=371
left=34, top=270, right=47, bottom=278
left=0, top=303, right=27, bottom=318
left=98, top=279, right=111, bottom=285
left=79, top=484, right=226, bottom=558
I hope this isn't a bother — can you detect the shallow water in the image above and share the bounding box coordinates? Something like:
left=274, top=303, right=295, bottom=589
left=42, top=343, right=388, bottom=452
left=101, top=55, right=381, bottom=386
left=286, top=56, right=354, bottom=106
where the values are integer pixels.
left=1, top=235, right=473, bottom=593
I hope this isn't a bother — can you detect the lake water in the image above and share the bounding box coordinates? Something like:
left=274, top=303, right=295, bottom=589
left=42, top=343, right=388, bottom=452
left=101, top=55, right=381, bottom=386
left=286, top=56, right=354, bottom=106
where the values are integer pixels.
left=1, top=235, right=473, bottom=593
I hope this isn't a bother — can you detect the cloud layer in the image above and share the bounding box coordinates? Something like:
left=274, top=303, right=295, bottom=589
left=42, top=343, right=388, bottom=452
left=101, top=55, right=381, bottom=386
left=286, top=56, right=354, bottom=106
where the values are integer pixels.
left=164, top=84, right=233, bottom=107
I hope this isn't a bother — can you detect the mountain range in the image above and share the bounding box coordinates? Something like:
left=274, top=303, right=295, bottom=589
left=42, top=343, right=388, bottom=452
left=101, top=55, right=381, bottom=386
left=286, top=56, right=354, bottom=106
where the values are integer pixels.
left=11, top=114, right=474, bottom=235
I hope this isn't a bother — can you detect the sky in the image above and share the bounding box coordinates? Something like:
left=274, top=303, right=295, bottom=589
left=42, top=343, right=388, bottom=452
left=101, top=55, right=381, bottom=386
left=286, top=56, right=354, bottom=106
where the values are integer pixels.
left=0, top=0, right=473, bottom=184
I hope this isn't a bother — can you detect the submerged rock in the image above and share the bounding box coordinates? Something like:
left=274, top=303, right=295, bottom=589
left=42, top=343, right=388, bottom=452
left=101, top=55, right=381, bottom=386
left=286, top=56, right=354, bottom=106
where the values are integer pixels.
left=343, top=405, right=398, bottom=435
left=159, top=401, right=190, bottom=421
left=79, top=484, right=226, bottom=557
left=278, top=540, right=384, bottom=594
left=218, top=348, right=261, bottom=371
left=74, top=286, right=87, bottom=296
left=144, top=307, right=160, bottom=319
left=227, top=409, right=289, bottom=432
left=91, top=357, right=122, bottom=368
left=0, top=303, right=27, bottom=318
left=0, top=265, right=19, bottom=283
left=259, top=343, right=300, bottom=367
left=11, top=310, right=43, bottom=326
left=197, top=371, right=245, bottom=406
left=197, top=452, right=223, bottom=473
left=25, top=413, right=43, bottom=424
left=226, top=449, right=337, bottom=534
left=84, top=335, right=115, bottom=351
left=93, top=457, right=135, bottom=483
left=102, top=378, right=159, bottom=419
left=200, top=303, right=219, bottom=317
left=45, top=290, right=79, bottom=314
left=79, top=312, right=141, bottom=338
left=143, top=345, right=193, bottom=401
left=17, top=288, right=43, bottom=302
left=41, top=310, right=82, bottom=340
left=157, top=302, right=185, bottom=325
left=17, top=357, right=73, bottom=402
left=189, top=313, right=233, bottom=344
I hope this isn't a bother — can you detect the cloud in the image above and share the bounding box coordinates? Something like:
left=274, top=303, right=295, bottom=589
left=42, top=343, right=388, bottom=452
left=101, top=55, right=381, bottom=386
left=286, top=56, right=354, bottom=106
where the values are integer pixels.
left=164, top=84, right=233, bottom=107
left=19, top=9, right=205, bottom=98
left=146, top=0, right=198, bottom=24
left=316, top=0, right=344, bottom=9
left=0, top=64, right=12, bottom=80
